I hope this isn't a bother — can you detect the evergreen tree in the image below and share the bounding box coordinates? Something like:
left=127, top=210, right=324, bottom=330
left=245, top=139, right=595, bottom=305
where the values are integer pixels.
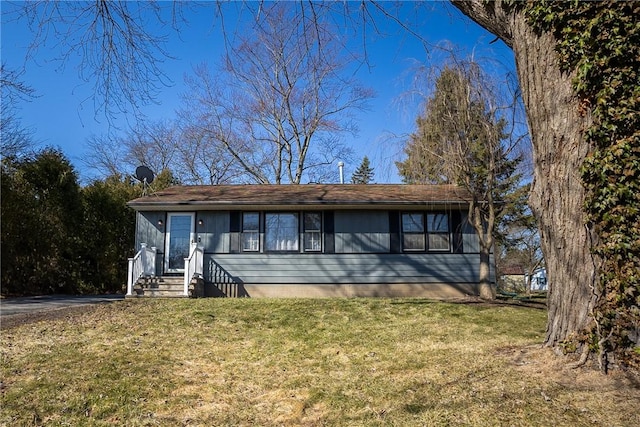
left=351, top=156, right=374, bottom=184
left=1, top=148, right=83, bottom=295
left=397, top=62, right=525, bottom=299
left=79, top=175, right=139, bottom=294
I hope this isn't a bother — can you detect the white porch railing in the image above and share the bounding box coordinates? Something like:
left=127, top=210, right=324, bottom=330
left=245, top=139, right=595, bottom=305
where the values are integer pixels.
left=184, top=242, right=204, bottom=296
left=126, top=243, right=157, bottom=296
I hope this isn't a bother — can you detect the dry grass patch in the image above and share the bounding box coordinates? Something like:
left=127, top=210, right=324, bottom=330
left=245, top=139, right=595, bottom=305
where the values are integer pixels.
left=1, top=298, right=638, bottom=426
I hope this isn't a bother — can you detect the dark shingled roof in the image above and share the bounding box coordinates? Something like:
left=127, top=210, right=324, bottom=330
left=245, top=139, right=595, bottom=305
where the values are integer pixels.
left=500, top=265, right=526, bottom=276
left=127, top=184, right=472, bottom=211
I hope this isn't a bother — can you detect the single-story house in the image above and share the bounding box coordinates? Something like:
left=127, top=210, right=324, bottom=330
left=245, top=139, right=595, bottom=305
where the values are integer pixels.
left=126, top=184, right=494, bottom=298
left=499, top=265, right=526, bottom=292
left=498, top=265, right=548, bottom=293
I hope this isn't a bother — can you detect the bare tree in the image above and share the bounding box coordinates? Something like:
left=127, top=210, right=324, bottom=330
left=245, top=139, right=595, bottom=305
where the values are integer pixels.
left=1, top=64, right=37, bottom=158
left=174, top=123, right=245, bottom=185
left=181, top=3, right=370, bottom=184
left=84, top=120, right=179, bottom=180
left=502, top=221, right=544, bottom=295
left=123, top=120, right=180, bottom=175
left=83, top=134, right=127, bottom=178
left=85, top=118, right=246, bottom=185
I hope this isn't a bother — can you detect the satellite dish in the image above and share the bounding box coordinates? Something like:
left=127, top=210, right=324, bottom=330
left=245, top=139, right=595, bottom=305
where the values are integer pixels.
left=134, top=166, right=156, bottom=197
left=135, top=165, right=155, bottom=184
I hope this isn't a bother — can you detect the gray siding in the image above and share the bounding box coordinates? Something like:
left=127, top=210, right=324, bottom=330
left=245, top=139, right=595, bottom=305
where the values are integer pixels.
left=459, top=212, right=480, bottom=253
left=205, top=253, right=485, bottom=285
left=135, top=212, right=165, bottom=252
left=135, top=212, right=166, bottom=274
left=463, top=234, right=480, bottom=253
left=134, top=209, right=484, bottom=285
left=197, top=211, right=230, bottom=253
left=334, top=211, right=390, bottom=253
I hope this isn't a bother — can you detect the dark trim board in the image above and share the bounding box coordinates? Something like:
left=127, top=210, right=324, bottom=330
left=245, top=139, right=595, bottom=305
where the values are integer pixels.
left=215, top=283, right=482, bottom=298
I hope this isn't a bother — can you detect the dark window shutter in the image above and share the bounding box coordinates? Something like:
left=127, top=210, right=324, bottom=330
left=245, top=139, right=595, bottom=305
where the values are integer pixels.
left=323, top=211, right=334, bottom=254
left=230, top=211, right=241, bottom=232
left=229, top=211, right=241, bottom=253
left=389, top=211, right=401, bottom=253
left=451, top=210, right=464, bottom=253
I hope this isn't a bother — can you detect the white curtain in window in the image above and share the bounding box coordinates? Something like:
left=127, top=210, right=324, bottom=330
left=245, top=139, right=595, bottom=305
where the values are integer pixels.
left=266, top=213, right=299, bottom=251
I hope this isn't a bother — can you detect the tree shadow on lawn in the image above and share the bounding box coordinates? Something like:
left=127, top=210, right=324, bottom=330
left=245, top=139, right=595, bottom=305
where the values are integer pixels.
left=391, top=296, right=547, bottom=310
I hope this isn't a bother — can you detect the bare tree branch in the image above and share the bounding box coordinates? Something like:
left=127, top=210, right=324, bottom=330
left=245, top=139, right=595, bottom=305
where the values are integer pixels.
left=12, top=1, right=179, bottom=124
left=181, top=3, right=372, bottom=184
left=1, top=63, right=37, bottom=157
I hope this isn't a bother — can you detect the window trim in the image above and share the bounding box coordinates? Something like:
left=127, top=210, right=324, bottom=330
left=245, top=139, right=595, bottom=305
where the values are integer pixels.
left=303, top=212, right=322, bottom=252
left=401, top=212, right=426, bottom=252
left=401, top=211, right=451, bottom=253
left=426, top=212, right=451, bottom=252
left=241, top=212, right=260, bottom=252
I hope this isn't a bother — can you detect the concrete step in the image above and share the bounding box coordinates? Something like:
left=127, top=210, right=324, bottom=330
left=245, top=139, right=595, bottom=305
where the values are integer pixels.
left=146, top=283, right=184, bottom=291
left=154, top=276, right=184, bottom=285
left=136, top=289, right=187, bottom=298
left=128, top=276, right=188, bottom=298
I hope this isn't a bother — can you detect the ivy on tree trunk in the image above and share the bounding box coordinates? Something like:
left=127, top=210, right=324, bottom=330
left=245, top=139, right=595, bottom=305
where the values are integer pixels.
left=452, top=0, right=639, bottom=370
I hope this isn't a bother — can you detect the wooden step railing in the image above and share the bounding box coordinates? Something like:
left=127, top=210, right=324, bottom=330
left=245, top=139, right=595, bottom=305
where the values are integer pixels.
left=126, top=244, right=157, bottom=296
left=184, top=242, right=204, bottom=296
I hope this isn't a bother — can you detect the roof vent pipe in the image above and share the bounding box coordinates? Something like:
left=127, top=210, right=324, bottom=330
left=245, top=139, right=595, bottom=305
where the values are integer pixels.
left=338, top=161, right=344, bottom=184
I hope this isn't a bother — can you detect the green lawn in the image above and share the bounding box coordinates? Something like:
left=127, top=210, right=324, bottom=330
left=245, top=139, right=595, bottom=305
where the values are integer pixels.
left=1, top=298, right=638, bottom=426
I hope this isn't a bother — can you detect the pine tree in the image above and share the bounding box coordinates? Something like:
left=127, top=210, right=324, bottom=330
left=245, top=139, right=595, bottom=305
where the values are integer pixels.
left=351, top=156, right=374, bottom=184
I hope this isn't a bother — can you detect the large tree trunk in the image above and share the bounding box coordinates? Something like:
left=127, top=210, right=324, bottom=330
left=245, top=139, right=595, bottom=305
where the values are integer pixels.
left=452, top=1, right=599, bottom=348
left=478, top=242, right=495, bottom=300
left=510, top=17, right=599, bottom=347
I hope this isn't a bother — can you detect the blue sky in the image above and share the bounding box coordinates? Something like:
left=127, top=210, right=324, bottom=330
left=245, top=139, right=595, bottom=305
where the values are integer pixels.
left=2, top=1, right=515, bottom=183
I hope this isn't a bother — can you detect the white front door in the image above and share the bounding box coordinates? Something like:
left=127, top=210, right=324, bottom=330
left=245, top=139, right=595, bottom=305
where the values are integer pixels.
left=164, top=213, right=195, bottom=273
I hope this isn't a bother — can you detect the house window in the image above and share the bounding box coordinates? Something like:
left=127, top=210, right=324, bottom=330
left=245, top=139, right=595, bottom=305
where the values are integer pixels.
left=303, top=212, right=322, bottom=252
left=266, top=213, right=299, bottom=251
left=402, top=213, right=425, bottom=251
left=402, top=212, right=450, bottom=251
left=427, top=213, right=450, bottom=251
left=242, top=212, right=260, bottom=252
